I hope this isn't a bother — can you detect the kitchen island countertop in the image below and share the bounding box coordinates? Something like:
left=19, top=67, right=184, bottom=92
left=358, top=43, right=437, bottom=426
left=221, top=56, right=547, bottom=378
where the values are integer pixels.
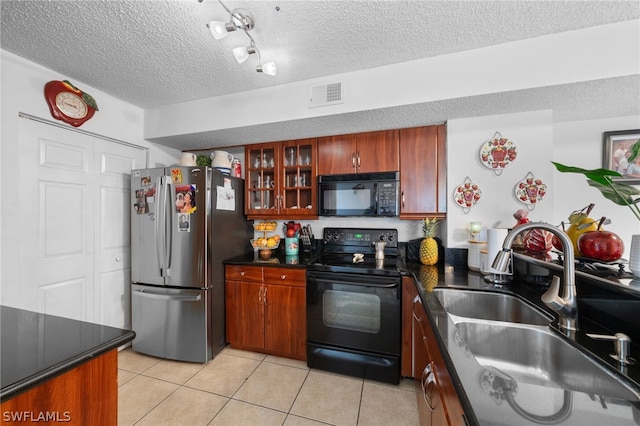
left=0, top=306, right=135, bottom=401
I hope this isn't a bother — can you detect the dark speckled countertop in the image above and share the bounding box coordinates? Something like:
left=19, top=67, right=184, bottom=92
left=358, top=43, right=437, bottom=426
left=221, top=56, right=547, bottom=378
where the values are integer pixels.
left=1, top=306, right=135, bottom=401
left=405, top=258, right=640, bottom=426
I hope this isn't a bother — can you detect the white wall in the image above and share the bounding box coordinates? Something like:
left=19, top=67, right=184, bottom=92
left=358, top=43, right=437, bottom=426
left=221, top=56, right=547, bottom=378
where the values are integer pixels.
left=446, top=110, right=640, bottom=259
left=0, top=50, right=181, bottom=298
left=553, top=116, right=640, bottom=259
left=446, top=110, right=555, bottom=248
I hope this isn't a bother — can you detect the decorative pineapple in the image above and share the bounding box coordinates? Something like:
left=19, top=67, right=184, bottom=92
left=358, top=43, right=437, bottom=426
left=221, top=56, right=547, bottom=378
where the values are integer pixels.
left=419, top=265, right=439, bottom=291
left=419, top=217, right=439, bottom=265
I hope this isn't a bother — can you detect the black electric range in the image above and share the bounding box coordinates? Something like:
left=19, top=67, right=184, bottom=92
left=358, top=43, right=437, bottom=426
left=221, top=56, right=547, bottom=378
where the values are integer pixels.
left=306, top=227, right=403, bottom=385
left=307, top=227, right=404, bottom=277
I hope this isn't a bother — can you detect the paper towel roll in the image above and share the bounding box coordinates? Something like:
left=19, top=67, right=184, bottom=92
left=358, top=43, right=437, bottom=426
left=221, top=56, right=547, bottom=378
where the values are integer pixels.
left=482, top=228, right=508, bottom=273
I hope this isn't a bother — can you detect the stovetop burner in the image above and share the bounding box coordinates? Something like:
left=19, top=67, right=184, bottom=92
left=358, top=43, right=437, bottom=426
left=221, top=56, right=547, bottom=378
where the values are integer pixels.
left=307, top=227, right=403, bottom=277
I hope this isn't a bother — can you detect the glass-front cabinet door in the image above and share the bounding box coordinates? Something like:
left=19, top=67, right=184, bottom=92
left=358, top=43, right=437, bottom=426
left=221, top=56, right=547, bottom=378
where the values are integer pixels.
left=246, top=143, right=278, bottom=215
left=244, top=139, right=317, bottom=218
left=280, top=138, right=317, bottom=217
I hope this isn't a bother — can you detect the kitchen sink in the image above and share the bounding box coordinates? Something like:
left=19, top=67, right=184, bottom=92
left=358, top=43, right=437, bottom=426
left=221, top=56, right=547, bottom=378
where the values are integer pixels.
left=455, top=321, right=640, bottom=401
left=433, top=288, right=552, bottom=326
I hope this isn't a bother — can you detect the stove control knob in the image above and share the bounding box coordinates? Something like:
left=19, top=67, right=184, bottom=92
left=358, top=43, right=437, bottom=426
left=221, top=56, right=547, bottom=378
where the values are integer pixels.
left=379, top=235, right=386, bottom=241
left=388, top=235, right=395, bottom=242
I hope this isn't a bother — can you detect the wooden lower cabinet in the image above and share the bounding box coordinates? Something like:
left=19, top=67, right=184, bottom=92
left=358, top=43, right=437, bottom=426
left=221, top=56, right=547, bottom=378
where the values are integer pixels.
left=0, top=350, right=118, bottom=425
left=402, top=277, right=467, bottom=426
left=225, top=265, right=307, bottom=360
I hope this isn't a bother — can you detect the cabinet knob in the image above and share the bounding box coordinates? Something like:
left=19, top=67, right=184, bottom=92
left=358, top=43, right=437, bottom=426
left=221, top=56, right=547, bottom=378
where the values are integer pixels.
left=115, top=257, right=121, bottom=262
left=281, top=274, right=286, bottom=280
left=240, top=271, right=245, bottom=276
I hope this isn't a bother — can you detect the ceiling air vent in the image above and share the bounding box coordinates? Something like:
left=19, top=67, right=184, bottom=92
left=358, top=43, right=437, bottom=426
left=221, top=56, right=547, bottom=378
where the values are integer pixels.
left=308, top=82, right=344, bottom=108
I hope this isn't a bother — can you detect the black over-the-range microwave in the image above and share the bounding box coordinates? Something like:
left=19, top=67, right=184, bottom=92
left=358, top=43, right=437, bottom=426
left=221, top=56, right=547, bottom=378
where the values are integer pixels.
left=318, top=172, right=400, bottom=217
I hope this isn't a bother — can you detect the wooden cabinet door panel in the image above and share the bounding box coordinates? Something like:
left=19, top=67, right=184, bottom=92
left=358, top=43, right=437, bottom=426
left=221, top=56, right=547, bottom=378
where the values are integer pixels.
left=264, top=284, right=307, bottom=360
left=401, top=276, right=417, bottom=377
left=357, top=130, right=399, bottom=173
left=318, top=134, right=358, bottom=175
left=400, top=126, right=438, bottom=216
left=225, top=280, right=264, bottom=349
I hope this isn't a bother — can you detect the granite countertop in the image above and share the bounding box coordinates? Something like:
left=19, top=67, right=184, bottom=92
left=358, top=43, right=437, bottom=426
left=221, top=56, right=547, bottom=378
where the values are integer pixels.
left=405, top=260, right=640, bottom=426
left=1, top=306, right=135, bottom=401
left=224, top=249, right=314, bottom=268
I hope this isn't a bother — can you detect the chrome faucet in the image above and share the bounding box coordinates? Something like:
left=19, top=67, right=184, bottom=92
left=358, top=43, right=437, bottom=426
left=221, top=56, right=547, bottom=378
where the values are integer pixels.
left=492, top=222, right=578, bottom=332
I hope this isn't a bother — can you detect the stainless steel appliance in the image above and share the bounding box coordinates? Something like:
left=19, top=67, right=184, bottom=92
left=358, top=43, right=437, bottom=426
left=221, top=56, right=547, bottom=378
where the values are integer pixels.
left=306, top=227, right=402, bottom=384
left=131, top=167, right=251, bottom=363
left=318, top=172, right=399, bottom=217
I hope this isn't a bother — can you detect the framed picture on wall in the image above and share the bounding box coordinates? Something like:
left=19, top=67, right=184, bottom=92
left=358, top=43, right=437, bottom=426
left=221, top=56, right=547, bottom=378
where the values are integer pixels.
left=603, top=129, right=640, bottom=183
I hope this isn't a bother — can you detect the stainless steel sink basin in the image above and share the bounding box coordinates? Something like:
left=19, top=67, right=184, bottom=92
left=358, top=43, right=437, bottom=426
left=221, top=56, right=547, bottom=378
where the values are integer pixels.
left=455, top=321, right=640, bottom=401
left=433, top=288, right=552, bottom=326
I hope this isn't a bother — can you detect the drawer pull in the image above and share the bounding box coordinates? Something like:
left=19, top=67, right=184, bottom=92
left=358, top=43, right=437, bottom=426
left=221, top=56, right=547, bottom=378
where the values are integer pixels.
left=240, top=271, right=245, bottom=276
left=422, top=363, right=437, bottom=411
left=281, top=274, right=286, bottom=280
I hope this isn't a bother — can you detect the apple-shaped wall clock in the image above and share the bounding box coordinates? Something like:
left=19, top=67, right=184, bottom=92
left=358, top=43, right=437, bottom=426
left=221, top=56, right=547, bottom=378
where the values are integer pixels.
left=44, top=80, right=98, bottom=127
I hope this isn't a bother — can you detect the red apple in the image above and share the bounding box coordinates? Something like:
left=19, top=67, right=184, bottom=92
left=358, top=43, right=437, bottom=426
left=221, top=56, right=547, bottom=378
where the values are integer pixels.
left=577, top=230, right=624, bottom=262
left=286, top=228, right=296, bottom=238
left=552, top=235, right=563, bottom=251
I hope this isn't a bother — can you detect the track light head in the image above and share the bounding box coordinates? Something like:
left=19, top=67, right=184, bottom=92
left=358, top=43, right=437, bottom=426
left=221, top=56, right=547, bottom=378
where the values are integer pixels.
left=257, top=61, right=277, bottom=76
left=233, top=44, right=257, bottom=64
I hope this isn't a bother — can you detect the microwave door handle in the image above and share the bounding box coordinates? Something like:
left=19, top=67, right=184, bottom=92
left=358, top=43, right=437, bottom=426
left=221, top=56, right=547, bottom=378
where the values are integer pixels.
left=373, top=182, right=378, bottom=215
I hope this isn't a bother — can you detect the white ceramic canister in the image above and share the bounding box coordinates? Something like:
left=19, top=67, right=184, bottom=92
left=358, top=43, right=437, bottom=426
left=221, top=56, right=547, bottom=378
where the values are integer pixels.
left=211, top=150, right=233, bottom=168
left=179, top=152, right=197, bottom=166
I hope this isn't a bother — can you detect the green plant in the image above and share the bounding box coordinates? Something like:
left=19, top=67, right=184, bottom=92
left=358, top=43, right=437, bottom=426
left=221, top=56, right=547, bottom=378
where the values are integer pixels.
left=196, top=154, right=211, bottom=167
left=552, top=138, right=640, bottom=221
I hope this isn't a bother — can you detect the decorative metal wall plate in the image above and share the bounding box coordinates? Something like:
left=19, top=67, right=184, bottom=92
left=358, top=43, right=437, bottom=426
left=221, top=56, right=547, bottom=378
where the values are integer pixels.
left=514, top=172, right=547, bottom=210
left=479, top=131, right=517, bottom=176
left=453, top=176, right=482, bottom=214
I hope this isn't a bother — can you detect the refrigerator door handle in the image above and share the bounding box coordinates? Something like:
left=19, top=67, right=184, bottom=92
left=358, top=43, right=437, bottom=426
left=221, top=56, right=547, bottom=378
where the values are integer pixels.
left=133, top=288, right=202, bottom=302
left=165, top=175, right=175, bottom=275
left=154, top=175, right=166, bottom=277
left=156, top=174, right=174, bottom=278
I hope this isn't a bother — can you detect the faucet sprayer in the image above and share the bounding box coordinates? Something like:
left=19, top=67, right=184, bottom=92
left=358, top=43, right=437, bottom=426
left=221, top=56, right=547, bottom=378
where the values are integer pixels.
left=491, top=222, right=578, bottom=333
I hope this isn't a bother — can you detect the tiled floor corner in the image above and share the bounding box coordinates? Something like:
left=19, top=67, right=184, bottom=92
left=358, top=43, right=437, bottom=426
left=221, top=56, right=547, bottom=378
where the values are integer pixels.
left=118, top=347, right=420, bottom=426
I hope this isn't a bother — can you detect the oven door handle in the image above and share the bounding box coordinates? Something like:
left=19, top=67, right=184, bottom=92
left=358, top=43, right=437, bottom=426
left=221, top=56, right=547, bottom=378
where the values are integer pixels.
left=310, top=277, right=399, bottom=288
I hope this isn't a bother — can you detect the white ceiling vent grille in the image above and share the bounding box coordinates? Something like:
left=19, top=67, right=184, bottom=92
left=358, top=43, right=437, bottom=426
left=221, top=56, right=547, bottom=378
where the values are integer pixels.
left=309, top=82, right=344, bottom=108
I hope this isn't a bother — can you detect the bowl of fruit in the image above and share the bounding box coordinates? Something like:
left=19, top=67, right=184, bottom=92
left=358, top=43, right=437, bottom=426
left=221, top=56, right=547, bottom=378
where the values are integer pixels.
left=254, top=221, right=278, bottom=232
left=251, top=236, right=281, bottom=259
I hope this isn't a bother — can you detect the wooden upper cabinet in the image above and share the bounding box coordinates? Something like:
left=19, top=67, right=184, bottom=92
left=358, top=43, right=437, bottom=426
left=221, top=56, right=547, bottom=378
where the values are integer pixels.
left=318, top=130, right=399, bottom=175
left=317, top=133, right=358, bottom=175
left=245, top=139, right=317, bottom=218
left=399, top=125, right=447, bottom=219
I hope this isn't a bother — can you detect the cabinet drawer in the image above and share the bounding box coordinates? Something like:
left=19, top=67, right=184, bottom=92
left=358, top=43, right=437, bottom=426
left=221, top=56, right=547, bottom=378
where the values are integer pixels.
left=225, top=265, right=264, bottom=282
left=264, top=267, right=306, bottom=287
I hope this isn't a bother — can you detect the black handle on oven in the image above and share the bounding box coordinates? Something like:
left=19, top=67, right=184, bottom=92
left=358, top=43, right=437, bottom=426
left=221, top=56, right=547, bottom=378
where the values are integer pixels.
left=309, top=277, right=400, bottom=289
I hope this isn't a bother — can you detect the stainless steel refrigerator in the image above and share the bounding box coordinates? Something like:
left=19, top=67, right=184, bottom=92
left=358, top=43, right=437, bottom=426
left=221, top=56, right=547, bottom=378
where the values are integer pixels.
left=131, top=166, right=251, bottom=363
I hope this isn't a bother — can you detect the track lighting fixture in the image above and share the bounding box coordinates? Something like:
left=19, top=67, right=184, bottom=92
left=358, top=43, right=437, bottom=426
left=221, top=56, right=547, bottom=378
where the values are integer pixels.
left=202, top=0, right=277, bottom=76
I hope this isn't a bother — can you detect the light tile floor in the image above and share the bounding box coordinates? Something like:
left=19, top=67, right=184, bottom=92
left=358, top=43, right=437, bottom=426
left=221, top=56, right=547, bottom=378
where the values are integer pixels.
left=118, top=347, right=420, bottom=426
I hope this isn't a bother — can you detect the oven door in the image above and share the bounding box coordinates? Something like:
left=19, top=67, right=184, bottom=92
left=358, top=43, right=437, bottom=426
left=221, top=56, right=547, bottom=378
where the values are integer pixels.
left=306, top=270, right=401, bottom=356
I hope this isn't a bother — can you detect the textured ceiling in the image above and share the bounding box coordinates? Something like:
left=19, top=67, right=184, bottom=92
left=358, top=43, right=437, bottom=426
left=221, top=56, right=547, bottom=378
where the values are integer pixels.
left=2, top=0, right=640, bottom=149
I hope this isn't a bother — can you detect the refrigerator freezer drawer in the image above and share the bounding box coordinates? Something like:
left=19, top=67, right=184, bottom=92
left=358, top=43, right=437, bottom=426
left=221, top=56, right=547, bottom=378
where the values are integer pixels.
left=131, top=284, right=211, bottom=363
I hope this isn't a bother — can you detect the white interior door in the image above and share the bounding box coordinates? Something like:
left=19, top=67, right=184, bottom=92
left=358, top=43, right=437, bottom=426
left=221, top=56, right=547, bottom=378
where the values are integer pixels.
left=94, top=140, right=146, bottom=328
left=16, top=118, right=145, bottom=325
